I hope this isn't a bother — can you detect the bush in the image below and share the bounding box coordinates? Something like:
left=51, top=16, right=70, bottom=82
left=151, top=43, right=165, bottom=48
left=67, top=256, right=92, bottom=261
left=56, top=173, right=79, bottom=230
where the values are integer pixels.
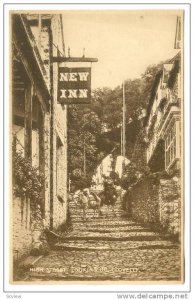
left=120, top=163, right=150, bottom=189
left=13, top=148, right=44, bottom=206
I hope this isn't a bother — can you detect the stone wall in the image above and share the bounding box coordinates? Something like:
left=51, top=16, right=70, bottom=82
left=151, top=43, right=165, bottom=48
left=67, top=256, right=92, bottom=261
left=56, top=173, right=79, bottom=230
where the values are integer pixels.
left=131, top=127, right=147, bottom=170
left=12, top=195, right=49, bottom=263
left=12, top=197, right=32, bottom=262
left=43, top=113, right=51, bottom=228
left=51, top=15, right=68, bottom=230
left=53, top=200, right=67, bottom=229
left=12, top=15, right=68, bottom=263
left=159, top=179, right=181, bottom=235
left=130, top=177, right=160, bottom=225
left=130, top=175, right=181, bottom=236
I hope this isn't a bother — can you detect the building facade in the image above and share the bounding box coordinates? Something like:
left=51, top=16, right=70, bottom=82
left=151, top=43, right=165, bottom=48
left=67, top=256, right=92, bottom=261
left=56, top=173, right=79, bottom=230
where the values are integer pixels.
left=92, top=154, right=114, bottom=190
left=145, top=52, right=182, bottom=174
left=127, top=16, right=182, bottom=237
left=12, top=13, right=67, bottom=263
left=145, top=16, right=182, bottom=176
left=144, top=16, right=182, bottom=236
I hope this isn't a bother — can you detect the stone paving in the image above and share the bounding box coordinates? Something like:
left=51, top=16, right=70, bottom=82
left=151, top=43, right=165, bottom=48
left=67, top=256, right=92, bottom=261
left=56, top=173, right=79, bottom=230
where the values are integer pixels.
left=22, top=194, right=182, bottom=282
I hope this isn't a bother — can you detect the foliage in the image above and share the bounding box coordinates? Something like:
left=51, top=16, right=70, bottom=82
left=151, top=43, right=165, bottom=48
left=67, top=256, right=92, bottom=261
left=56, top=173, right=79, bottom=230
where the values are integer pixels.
left=67, top=104, right=104, bottom=190
left=70, top=174, right=92, bottom=192
left=13, top=148, right=44, bottom=204
left=120, top=162, right=150, bottom=189
left=109, top=171, right=121, bottom=185
left=67, top=61, right=165, bottom=189
left=92, top=62, right=164, bottom=131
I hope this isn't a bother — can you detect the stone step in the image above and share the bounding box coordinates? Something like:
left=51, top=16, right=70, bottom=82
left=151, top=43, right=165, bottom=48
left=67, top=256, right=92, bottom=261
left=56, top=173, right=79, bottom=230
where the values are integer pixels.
left=69, top=200, right=123, bottom=204
left=70, top=214, right=125, bottom=219
left=69, top=204, right=123, bottom=208
left=68, top=202, right=123, bottom=207
left=26, top=273, right=127, bottom=281
left=26, top=266, right=180, bottom=284
left=69, top=207, right=124, bottom=213
left=54, top=239, right=178, bottom=251
left=59, top=232, right=163, bottom=242
left=69, top=208, right=124, bottom=212
left=70, top=217, right=105, bottom=222
left=70, top=215, right=125, bottom=219
left=69, top=212, right=124, bottom=217
left=24, top=241, right=181, bottom=282
left=71, top=218, right=135, bottom=223
left=70, top=220, right=136, bottom=226
left=70, top=223, right=141, bottom=232
left=73, top=222, right=136, bottom=230
left=70, top=213, right=123, bottom=220
left=85, top=227, right=151, bottom=233
left=72, top=224, right=144, bottom=230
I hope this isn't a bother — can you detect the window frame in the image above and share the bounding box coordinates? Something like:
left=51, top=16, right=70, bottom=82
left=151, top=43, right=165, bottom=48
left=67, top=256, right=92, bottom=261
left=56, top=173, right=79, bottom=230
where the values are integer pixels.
left=165, top=120, right=180, bottom=170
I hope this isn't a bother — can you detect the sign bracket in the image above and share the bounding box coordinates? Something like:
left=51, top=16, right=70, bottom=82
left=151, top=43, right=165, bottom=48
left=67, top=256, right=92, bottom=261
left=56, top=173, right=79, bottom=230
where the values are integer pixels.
left=52, top=57, right=98, bottom=63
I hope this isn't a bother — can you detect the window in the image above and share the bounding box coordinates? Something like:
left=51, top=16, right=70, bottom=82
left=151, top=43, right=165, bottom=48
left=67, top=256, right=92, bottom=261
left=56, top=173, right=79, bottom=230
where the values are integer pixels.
left=56, top=136, right=64, bottom=199
left=165, top=121, right=180, bottom=170
left=13, top=59, right=26, bottom=155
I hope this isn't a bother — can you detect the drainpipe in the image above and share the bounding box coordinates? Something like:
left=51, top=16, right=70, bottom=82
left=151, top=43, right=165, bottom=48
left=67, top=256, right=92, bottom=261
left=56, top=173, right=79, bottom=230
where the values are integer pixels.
left=49, top=25, right=54, bottom=230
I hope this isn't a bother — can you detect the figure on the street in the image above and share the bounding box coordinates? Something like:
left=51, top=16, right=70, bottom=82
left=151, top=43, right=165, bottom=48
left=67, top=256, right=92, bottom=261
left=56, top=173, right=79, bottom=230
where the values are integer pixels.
left=122, top=187, right=132, bottom=216
left=79, top=190, right=88, bottom=221
left=72, top=188, right=102, bottom=220
left=99, top=177, right=118, bottom=217
left=87, top=189, right=102, bottom=217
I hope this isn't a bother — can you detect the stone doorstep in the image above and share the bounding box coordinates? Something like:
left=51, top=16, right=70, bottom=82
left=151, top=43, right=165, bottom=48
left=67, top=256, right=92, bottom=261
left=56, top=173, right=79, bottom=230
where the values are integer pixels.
left=18, top=255, right=43, bottom=269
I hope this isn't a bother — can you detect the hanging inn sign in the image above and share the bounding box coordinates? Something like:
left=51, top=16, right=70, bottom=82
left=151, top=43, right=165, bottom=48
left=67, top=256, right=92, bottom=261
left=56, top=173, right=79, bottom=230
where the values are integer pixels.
left=58, top=67, right=91, bottom=104
left=54, top=55, right=98, bottom=105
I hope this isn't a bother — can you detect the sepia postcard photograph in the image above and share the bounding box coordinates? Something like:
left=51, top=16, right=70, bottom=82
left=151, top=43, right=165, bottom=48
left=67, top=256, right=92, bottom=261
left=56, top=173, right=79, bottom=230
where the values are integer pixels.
left=5, top=4, right=190, bottom=290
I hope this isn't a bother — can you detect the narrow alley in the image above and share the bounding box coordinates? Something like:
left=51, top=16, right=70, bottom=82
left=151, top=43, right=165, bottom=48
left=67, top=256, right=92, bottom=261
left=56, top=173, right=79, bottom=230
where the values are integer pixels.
left=10, top=11, right=184, bottom=285
left=22, top=193, right=181, bottom=282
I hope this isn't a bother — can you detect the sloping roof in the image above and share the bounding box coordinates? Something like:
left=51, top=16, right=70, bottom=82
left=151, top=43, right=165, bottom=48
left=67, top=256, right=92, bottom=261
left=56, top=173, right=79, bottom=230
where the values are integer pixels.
left=167, top=51, right=181, bottom=64
left=12, top=14, right=51, bottom=110
left=167, top=58, right=180, bottom=89
left=144, top=51, right=181, bottom=126
left=144, top=70, right=163, bottom=126
left=174, top=16, right=181, bottom=49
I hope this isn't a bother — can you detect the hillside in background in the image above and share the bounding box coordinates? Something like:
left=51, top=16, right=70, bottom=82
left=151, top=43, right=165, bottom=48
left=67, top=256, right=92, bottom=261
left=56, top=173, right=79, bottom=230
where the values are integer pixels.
left=67, top=62, right=164, bottom=190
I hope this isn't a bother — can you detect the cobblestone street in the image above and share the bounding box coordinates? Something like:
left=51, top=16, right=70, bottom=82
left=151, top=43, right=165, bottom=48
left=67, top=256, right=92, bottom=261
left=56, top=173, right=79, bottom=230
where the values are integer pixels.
left=10, top=11, right=185, bottom=288
left=21, top=194, right=182, bottom=282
